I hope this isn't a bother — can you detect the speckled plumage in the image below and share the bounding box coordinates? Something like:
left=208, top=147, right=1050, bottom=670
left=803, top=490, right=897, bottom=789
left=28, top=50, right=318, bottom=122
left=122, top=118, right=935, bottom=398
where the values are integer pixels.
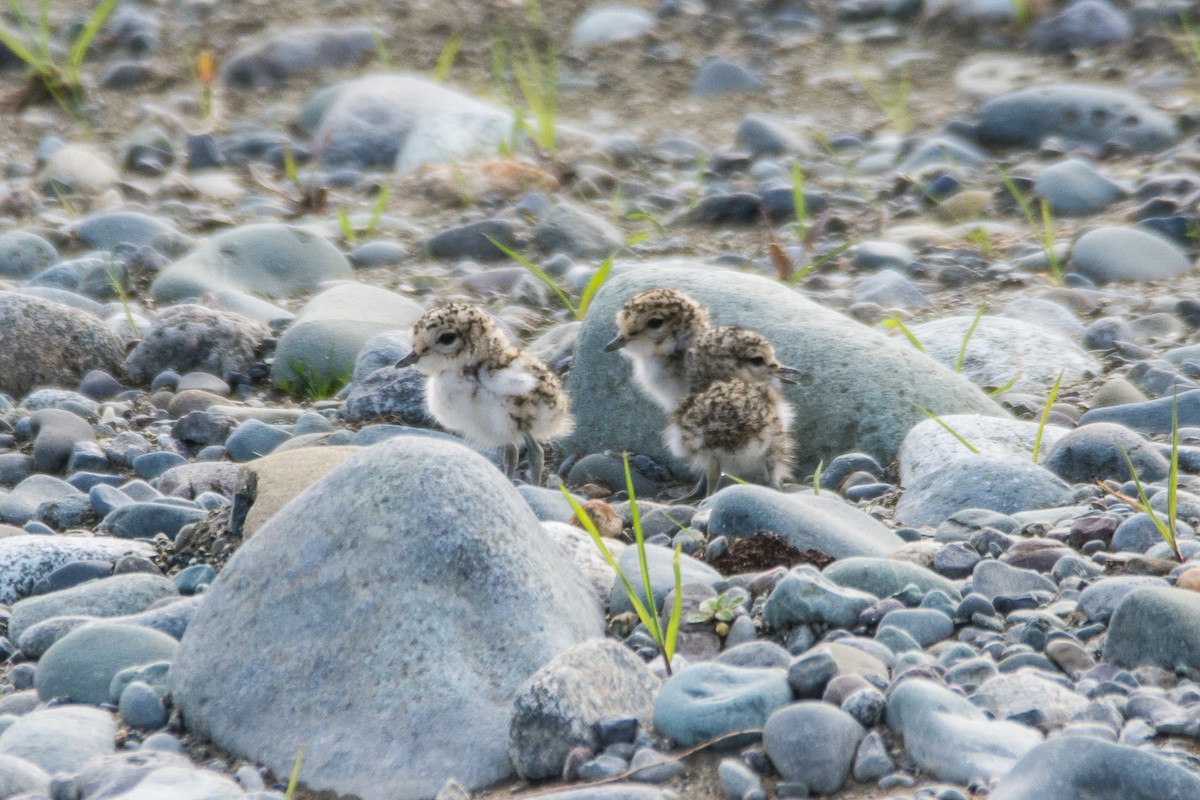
left=607, top=289, right=710, bottom=412
left=666, top=327, right=794, bottom=494
left=398, top=303, right=572, bottom=484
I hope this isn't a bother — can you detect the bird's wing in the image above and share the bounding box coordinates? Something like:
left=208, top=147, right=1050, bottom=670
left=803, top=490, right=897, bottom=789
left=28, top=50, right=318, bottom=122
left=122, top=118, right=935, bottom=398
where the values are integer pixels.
left=480, top=362, right=539, bottom=396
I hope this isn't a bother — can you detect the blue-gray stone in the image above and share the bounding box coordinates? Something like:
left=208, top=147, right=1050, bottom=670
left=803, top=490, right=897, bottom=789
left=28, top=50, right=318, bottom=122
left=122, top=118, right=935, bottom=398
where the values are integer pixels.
left=852, top=269, right=927, bottom=309
left=100, top=502, right=206, bottom=541
left=348, top=240, right=408, bottom=269
left=0, top=705, right=116, bottom=774
left=118, top=680, right=169, bottom=729
left=566, top=265, right=1004, bottom=476
left=824, top=557, right=962, bottom=601
left=132, top=451, right=188, bottom=479
left=31, top=408, right=95, bottom=474
left=763, top=565, right=877, bottom=631
left=991, top=735, right=1200, bottom=800
left=706, top=487, right=904, bottom=559
left=693, top=57, right=763, bottom=96
left=878, top=609, right=953, bottom=647
left=611, top=543, right=721, bottom=616
left=570, top=5, right=655, bottom=46
left=1034, top=159, right=1126, bottom=217
left=976, top=85, right=1176, bottom=154
left=30, top=560, right=110, bottom=595
left=0, top=476, right=82, bottom=525
left=220, top=24, right=375, bottom=89
left=35, top=622, right=178, bottom=704
left=109, top=660, right=171, bottom=704
left=427, top=219, right=517, bottom=262
left=1111, top=514, right=1193, bottom=554
left=1105, top=587, right=1200, bottom=674
left=716, top=641, right=792, bottom=670
left=895, top=457, right=1072, bottom=528
left=971, top=561, right=1056, bottom=602
left=653, top=663, right=791, bottom=747
left=1027, top=1, right=1132, bottom=54
left=763, top=702, right=864, bottom=793
left=1043, top=422, right=1167, bottom=483
left=0, top=534, right=153, bottom=605
left=1071, top=226, right=1191, bottom=284
left=170, top=437, right=602, bottom=800
left=1080, top=389, right=1200, bottom=434
left=887, top=678, right=1042, bottom=784
left=0, top=231, right=56, bottom=279
left=225, top=419, right=294, bottom=462
left=8, top=572, right=178, bottom=641
left=73, top=211, right=180, bottom=250
left=126, top=304, right=270, bottom=385
left=173, top=564, right=215, bottom=594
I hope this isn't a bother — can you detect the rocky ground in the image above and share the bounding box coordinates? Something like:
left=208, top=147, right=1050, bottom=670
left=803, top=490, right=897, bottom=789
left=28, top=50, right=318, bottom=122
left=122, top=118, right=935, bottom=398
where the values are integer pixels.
left=7, top=1, right=1200, bottom=800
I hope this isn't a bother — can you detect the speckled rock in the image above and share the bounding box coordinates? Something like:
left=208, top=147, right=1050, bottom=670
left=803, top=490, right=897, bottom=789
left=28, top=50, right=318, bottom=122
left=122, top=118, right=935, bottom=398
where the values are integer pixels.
left=0, top=292, right=125, bottom=398
left=0, top=534, right=152, bottom=604
left=125, top=305, right=270, bottom=385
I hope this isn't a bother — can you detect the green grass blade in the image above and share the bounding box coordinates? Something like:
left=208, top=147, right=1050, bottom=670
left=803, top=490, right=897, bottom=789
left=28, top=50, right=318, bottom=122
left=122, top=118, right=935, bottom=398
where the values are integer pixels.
left=68, top=0, right=120, bottom=73
left=998, top=167, right=1038, bottom=229
left=663, top=545, right=683, bottom=665
left=560, top=485, right=657, bottom=626
left=1117, top=443, right=1174, bottom=545
left=0, top=24, right=39, bottom=66
left=987, top=373, right=1022, bottom=396
left=1039, top=199, right=1062, bottom=282
left=577, top=254, right=613, bottom=319
left=433, top=34, right=461, bottom=82
left=485, top=235, right=577, bottom=316
left=812, top=459, right=822, bottom=496
left=1031, top=370, right=1063, bottom=463
left=284, top=748, right=304, bottom=800
left=335, top=208, right=357, bottom=243
left=913, top=404, right=980, bottom=454
left=624, top=454, right=665, bottom=646
left=882, top=316, right=926, bottom=352
left=787, top=240, right=855, bottom=284
left=956, top=302, right=987, bottom=372
left=791, top=162, right=808, bottom=236
left=366, top=185, right=389, bottom=235
left=1170, top=387, right=1182, bottom=560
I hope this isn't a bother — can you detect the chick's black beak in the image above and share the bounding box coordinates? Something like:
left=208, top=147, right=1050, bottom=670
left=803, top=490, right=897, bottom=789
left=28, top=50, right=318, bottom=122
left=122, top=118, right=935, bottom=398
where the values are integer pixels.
left=603, top=334, right=629, bottom=353
left=396, top=349, right=421, bottom=368
left=776, top=365, right=802, bottom=385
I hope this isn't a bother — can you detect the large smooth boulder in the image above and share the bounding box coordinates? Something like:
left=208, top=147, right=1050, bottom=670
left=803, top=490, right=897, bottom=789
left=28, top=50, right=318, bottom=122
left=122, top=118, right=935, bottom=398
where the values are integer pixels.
left=991, top=736, right=1200, bottom=800
left=0, top=292, right=124, bottom=398
left=895, top=457, right=1073, bottom=528
left=150, top=224, right=352, bottom=302
left=271, top=284, right=423, bottom=391
left=566, top=264, right=1005, bottom=475
left=899, top=415, right=1068, bottom=485
left=171, top=437, right=604, bottom=800
left=0, top=706, right=116, bottom=774
left=1105, top=586, right=1200, bottom=674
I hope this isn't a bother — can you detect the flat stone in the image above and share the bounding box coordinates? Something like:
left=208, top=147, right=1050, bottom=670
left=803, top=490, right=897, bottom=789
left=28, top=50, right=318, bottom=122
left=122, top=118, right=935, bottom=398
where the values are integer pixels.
left=652, top=663, right=791, bottom=747
left=0, top=706, right=116, bottom=774
left=763, top=565, right=878, bottom=631
left=763, top=702, right=864, bottom=794
left=824, top=557, right=962, bottom=600
left=895, top=457, right=1073, bottom=528
left=1071, top=226, right=1191, bottom=284
left=899, top=415, right=1068, bottom=486
left=9, top=573, right=178, bottom=642
left=35, top=622, right=178, bottom=704
left=971, top=561, right=1056, bottom=602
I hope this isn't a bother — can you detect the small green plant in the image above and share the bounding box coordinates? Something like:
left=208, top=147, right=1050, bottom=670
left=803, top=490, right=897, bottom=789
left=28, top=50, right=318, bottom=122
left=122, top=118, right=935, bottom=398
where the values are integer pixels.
left=955, top=302, right=988, bottom=373
left=882, top=315, right=926, bottom=352
left=279, top=357, right=352, bottom=401
left=1112, top=390, right=1184, bottom=563
left=987, top=372, right=1022, bottom=396
left=687, top=152, right=708, bottom=212
left=1009, top=0, right=1032, bottom=26
left=511, top=39, right=558, bottom=157
left=856, top=65, right=912, bottom=134
left=964, top=226, right=995, bottom=258
left=432, top=33, right=461, bottom=82
left=790, top=162, right=809, bottom=238
left=785, top=240, right=855, bottom=285
left=562, top=454, right=683, bottom=676
left=368, top=11, right=392, bottom=69
left=913, top=404, right=981, bottom=454
left=811, top=459, right=823, bottom=496
left=999, top=167, right=1063, bottom=284
left=0, top=0, right=119, bottom=114
left=284, top=748, right=304, bottom=799
left=1031, top=370, right=1064, bottom=463
left=488, top=232, right=648, bottom=319
left=689, top=592, right=742, bottom=633
left=335, top=185, right=389, bottom=244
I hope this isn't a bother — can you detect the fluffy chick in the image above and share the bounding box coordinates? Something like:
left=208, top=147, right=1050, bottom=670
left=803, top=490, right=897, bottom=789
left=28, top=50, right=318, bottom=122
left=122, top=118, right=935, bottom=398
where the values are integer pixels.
left=604, top=288, right=710, bottom=412
left=396, top=303, right=572, bottom=485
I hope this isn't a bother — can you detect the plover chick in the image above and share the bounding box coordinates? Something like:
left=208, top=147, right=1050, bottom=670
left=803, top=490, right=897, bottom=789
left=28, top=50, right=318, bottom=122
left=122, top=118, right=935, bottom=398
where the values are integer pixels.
left=604, top=288, right=710, bottom=412
left=396, top=303, right=572, bottom=485
left=667, top=327, right=797, bottom=500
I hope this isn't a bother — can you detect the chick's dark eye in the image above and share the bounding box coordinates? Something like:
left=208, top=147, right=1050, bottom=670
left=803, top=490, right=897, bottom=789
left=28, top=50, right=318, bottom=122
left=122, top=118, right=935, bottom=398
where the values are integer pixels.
left=646, top=318, right=664, bottom=330
left=437, top=332, right=458, bottom=346
left=749, top=356, right=766, bottom=366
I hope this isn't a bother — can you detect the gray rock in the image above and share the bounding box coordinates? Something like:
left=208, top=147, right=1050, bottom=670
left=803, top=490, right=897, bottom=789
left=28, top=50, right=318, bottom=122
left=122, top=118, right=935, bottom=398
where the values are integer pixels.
left=1080, top=577, right=1167, bottom=625
left=0, top=476, right=83, bottom=526
left=824, top=557, right=962, bottom=600
left=1111, top=514, right=1192, bottom=554
left=887, top=678, right=1042, bottom=784
left=534, top=202, right=623, bottom=259
left=221, top=24, right=375, bottom=89
left=706, top=487, right=904, bottom=559
left=271, top=284, right=422, bottom=392
left=0, top=706, right=116, bottom=774
left=718, top=757, right=763, bottom=800
left=1071, top=226, right=1191, bottom=284
left=716, top=641, right=792, bottom=670
left=852, top=729, right=894, bottom=782
left=851, top=269, right=927, bottom=309
left=990, top=735, right=1200, bottom=800
left=895, top=457, right=1073, bottom=528
left=971, top=670, right=1088, bottom=728
left=0, top=292, right=125, bottom=399
left=0, top=534, right=152, bottom=604
left=1027, top=1, right=1132, bottom=54
left=652, top=663, right=791, bottom=747
left=908, top=315, right=1097, bottom=394
left=70, top=749, right=247, bottom=799
left=878, top=609, right=953, bottom=647
left=692, top=57, right=763, bottom=96
left=971, top=560, right=1056, bottom=602
left=566, top=264, right=1003, bottom=475
left=0, top=231, right=56, bottom=279
left=224, top=420, right=293, bottom=462
left=520, top=787, right=671, bottom=800
left=570, top=6, right=655, bottom=47
left=171, top=437, right=603, bottom=800
left=1043, top=422, right=1168, bottom=484
left=31, top=408, right=95, bottom=474
left=610, top=543, right=721, bottom=616
left=976, top=85, right=1176, bottom=153
left=763, top=566, right=877, bottom=631
left=0, top=752, right=49, bottom=796
left=509, top=639, right=659, bottom=780
left=1034, top=158, right=1126, bottom=217
left=17, top=615, right=94, bottom=659
left=763, top=702, right=864, bottom=794
left=99, top=502, right=206, bottom=541
left=150, top=224, right=352, bottom=302
left=126, top=305, right=270, bottom=385
left=304, top=74, right=515, bottom=171
left=73, top=211, right=181, bottom=250
left=1105, top=586, right=1200, bottom=674
left=118, top=680, right=169, bottom=730
left=9, top=573, right=178, bottom=642
left=35, top=622, right=178, bottom=704
left=1080, top=389, right=1200, bottom=434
